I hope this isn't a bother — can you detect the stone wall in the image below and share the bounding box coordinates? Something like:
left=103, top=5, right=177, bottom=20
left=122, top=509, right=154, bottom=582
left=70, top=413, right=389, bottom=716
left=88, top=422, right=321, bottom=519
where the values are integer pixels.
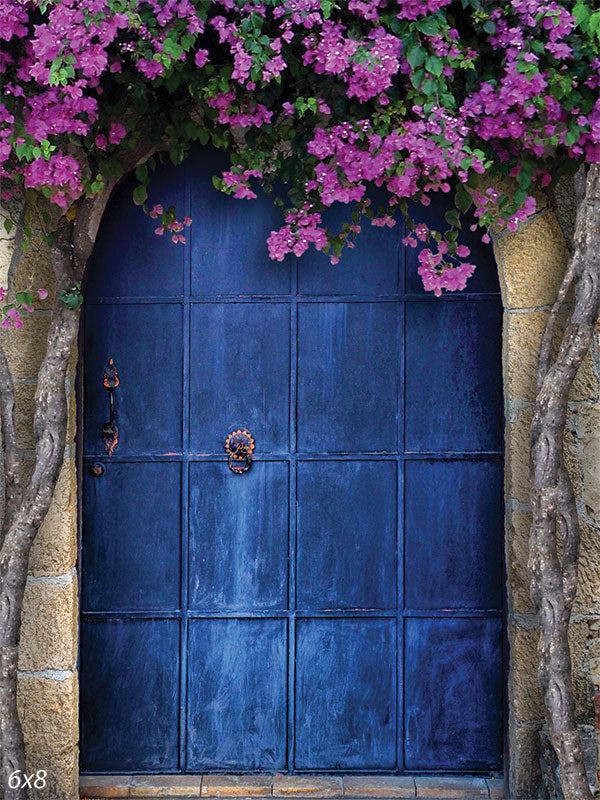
left=0, top=175, right=599, bottom=799
left=493, top=177, right=600, bottom=797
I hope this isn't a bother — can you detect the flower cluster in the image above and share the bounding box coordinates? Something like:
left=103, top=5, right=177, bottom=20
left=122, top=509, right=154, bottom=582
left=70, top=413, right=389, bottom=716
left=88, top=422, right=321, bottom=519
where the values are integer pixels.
left=0, top=287, right=48, bottom=328
left=149, top=204, right=192, bottom=244
left=1, top=0, right=599, bottom=295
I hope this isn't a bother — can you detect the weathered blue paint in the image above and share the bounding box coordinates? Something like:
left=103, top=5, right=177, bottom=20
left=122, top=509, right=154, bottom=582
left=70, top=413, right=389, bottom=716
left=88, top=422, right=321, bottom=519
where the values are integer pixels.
left=404, top=460, right=503, bottom=610
left=189, top=461, right=289, bottom=611
left=187, top=618, right=288, bottom=770
left=80, top=618, right=180, bottom=771
left=80, top=146, right=503, bottom=775
left=295, top=618, right=397, bottom=770
left=296, top=461, right=397, bottom=610
left=404, top=617, right=503, bottom=770
left=82, top=462, right=181, bottom=611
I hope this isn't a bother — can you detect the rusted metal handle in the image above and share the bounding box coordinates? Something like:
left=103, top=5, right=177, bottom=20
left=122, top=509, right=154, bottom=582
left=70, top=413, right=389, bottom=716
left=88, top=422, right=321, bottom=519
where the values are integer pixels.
left=102, top=359, right=119, bottom=456
left=225, top=429, right=254, bottom=474
left=227, top=444, right=252, bottom=474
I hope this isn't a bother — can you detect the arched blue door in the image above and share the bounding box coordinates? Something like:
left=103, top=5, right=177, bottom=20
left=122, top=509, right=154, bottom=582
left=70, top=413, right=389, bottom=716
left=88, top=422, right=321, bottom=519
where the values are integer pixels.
left=80, top=147, right=503, bottom=775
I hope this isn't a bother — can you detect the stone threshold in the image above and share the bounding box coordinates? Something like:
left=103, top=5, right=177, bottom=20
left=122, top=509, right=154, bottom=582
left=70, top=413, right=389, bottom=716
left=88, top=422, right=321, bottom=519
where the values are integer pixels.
left=80, top=774, right=505, bottom=799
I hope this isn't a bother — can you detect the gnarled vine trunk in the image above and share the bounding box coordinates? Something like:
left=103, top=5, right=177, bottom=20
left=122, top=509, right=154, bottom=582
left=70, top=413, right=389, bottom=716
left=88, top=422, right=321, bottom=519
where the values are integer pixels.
left=529, top=163, right=600, bottom=800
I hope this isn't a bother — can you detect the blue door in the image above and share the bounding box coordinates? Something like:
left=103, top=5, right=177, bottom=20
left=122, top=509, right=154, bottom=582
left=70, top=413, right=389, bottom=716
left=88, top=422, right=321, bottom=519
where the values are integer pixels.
left=80, top=147, right=503, bottom=775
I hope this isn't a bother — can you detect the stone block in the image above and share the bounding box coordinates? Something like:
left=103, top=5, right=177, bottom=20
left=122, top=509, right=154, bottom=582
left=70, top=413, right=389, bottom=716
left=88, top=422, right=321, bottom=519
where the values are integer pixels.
left=80, top=775, right=131, bottom=798
left=508, top=723, right=541, bottom=799
left=19, top=578, right=77, bottom=670
left=0, top=313, right=51, bottom=379
left=503, top=311, right=598, bottom=403
left=30, top=456, right=77, bottom=576
left=495, top=212, right=569, bottom=309
left=273, top=775, right=342, bottom=797
left=576, top=404, right=600, bottom=517
left=343, top=775, right=415, bottom=797
left=201, top=775, right=271, bottom=797
left=131, top=774, right=202, bottom=797
left=17, top=674, right=78, bottom=800
left=509, top=623, right=543, bottom=722
left=506, top=510, right=535, bottom=613
left=574, top=521, right=600, bottom=610
left=569, top=620, right=594, bottom=724
left=414, top=776, right=487, bottom=798
left=486, top=777, right=505, bottom=798
left=505, top=406, right=534, bottom=504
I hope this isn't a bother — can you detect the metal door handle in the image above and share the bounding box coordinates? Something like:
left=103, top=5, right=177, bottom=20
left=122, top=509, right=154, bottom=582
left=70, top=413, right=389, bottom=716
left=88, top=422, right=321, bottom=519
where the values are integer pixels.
left=225, top=429, right=254, bottom=474
left=102, top=359, right=119, bottom=455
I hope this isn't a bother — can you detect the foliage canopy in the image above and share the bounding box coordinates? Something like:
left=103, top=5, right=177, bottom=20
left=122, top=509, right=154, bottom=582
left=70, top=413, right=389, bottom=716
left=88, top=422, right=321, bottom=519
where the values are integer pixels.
left=1, top=0, right=599, bottom=302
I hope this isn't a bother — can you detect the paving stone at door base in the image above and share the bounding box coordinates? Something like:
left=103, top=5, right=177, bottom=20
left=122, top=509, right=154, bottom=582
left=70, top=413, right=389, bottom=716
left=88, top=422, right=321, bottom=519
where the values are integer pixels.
left=414, top=776, right=489, bottom=799
left=79, top=774, right=131, bottom=798
left=273, top=775, right=343, bottom=797
left=486, top=777, right=505, bottom=798
left=343, top=776, right=416, bottom=798
left=130, top=774, right=202, bottom=797
left=202, top=775, right=272, bottom=796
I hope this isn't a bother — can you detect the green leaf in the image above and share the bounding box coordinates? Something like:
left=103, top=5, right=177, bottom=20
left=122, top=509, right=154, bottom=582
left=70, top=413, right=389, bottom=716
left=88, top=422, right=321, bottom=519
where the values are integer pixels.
left=573, top=1, right=590, bottom=27
left=135, top=164, right=148, bottom=184
left=406, top=45, right=425, bottom=69
left=483, top=20, right=496, bottom=34
left=16, top=291, right=33, bottom=306
left=415, top=17, right=440, bottom=36
left=3, top=219, right=13, bottom=235
left=455, top=186, right=472, bottom=213
left=425, top=55, right=443, bottom=76
left=132, top=185, right=147, bottom=205
left=410, top=68, right=424, bottom=89
left=444, top=209, right=461, bottom=228
left=320, top=0, right=334, bottom=18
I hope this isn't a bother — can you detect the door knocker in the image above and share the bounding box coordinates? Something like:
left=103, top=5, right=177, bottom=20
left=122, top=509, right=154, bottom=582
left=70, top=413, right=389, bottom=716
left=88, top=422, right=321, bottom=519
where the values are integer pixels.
left=102, top=358, right=119, bottom=456
left=225, top=429, right=254, bottom=474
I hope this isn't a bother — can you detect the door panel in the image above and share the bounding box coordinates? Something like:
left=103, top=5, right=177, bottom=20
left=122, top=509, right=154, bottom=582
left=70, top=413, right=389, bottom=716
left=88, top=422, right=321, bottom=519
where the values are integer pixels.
left=404, top=460, right=503, bottom=610
left=405, top=301, right=502, bottom=452
left=297, top=198, right=400, bottom=296
left=81, top=619, right=180, bottom=772
left=186, top=618, right=288, bottom=771
left=82, top=462, right=181, bottom=612
left=295, top=618, right=397, bottom=770
left=86, top=163, right=186, bottom=299
left=296, top=460, right=397, bottom=609
left=189, top=461, right=289, bottom=611
left=84, top=303, right=184, bottom=456
left=81, top=145, right=503, bottom=775
left=297, top=303, right=399, bottom=453
left=190, top=150, right=293, bottom=297
left=404, top=617, right=503, bottom=770
left=189, top=303, right=290, bottom=453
